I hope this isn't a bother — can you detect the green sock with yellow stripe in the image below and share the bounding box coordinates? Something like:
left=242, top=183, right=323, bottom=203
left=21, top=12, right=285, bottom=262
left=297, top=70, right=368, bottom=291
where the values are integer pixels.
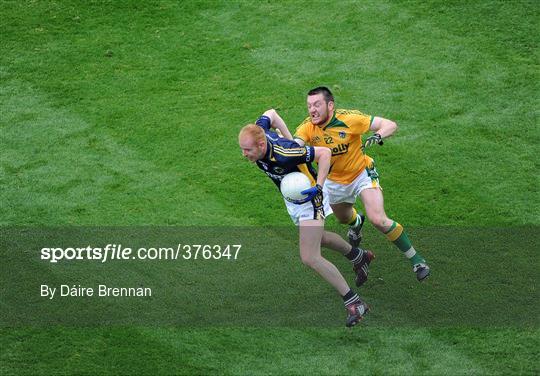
left=384, top=221, right=424, bottom=265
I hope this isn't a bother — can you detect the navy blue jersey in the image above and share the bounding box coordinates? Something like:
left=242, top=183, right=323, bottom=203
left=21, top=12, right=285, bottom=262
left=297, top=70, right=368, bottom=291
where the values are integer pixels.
left=255, top=118, right=318, bottom=189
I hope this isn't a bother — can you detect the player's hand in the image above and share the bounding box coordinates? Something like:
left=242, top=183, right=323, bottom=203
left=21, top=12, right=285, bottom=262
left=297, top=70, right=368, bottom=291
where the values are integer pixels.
left=362, top=133, right=383, bottom=150
left=310, top=185, right=325, bottom=219
left=295, top=184, right=325, bottom=217
left=300, top=184, right=323, bottom=203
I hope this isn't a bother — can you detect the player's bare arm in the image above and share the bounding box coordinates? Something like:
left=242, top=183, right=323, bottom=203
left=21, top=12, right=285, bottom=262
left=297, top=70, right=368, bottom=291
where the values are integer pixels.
left=313, top=146, right=331, bottom=187
left=369, top=116, right=398, bottom=139
left=363, top=117, right=398, bottom=149
left=262, top=109, right=294, bottom=140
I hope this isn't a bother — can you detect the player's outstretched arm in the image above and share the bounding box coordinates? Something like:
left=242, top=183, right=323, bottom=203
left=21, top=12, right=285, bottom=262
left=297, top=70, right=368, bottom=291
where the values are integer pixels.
left=369, top=116, right=398, bottom=139
left=261, top=109, right=294, bottom=140
left=363, top=116, right=398, bottom=149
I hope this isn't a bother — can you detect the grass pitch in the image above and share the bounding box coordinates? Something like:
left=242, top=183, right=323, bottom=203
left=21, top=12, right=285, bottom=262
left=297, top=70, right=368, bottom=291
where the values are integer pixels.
left=1, top=0, right=538, bottom=375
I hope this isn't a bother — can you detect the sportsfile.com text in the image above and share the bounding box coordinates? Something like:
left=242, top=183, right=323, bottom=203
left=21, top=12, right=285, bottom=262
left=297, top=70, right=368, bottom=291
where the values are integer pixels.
left=40, top=244, right=242, bottom=263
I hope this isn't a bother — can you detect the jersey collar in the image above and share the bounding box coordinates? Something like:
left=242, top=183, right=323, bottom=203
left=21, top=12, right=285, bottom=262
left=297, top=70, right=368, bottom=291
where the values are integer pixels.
left=322, top=111, right=349, bottom=130
left=322, top=111, right=337, bottom=130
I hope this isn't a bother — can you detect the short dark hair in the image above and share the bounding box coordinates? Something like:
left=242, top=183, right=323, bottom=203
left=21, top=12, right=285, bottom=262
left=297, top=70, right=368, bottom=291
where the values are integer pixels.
left=307, top=86, right=334, bottom=103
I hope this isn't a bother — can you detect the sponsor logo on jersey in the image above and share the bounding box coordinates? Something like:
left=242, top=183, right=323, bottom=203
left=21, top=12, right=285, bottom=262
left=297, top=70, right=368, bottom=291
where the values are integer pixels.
left=259, top=161, right=269, bottom=170
left=313, top=136, right=321, bottom=143
left=331, top=143, right=350, bottom=156
left=273, top=166, right=285, bottom=174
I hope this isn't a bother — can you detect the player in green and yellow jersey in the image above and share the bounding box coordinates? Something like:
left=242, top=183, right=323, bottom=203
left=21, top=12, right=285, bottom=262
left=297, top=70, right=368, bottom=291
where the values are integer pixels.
left=294, top=86, right=430, bottom=282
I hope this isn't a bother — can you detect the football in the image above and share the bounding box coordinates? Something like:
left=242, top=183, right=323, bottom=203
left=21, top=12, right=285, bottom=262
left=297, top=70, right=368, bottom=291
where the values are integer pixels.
left=280, top=172, right=311, bottom=203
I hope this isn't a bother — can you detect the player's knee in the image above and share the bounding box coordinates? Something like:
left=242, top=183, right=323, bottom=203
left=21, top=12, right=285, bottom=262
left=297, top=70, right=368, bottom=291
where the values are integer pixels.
left=300, top=254, right=314, bottom=267
left=300, top=253, right=321, bottom=269
left=368, top=214, right=389, bottom=231
left=337, top=217, right=350, bottom=225
left=335, top=212, right=352, bottom=224
left=320, top=235, right=327, bottom=248
left=320, top=232, right=332, bottom=247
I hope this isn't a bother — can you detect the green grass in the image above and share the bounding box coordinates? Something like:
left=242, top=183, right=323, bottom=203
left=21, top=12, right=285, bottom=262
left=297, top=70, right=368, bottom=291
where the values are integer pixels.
left=2, top=327, right=538, bottom=375
left=1, top=0, right=539, bottom=374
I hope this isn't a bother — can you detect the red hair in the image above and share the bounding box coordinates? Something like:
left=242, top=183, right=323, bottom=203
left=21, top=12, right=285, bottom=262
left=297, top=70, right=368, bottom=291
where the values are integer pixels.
left=238, top=124, right=265, bottom=144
